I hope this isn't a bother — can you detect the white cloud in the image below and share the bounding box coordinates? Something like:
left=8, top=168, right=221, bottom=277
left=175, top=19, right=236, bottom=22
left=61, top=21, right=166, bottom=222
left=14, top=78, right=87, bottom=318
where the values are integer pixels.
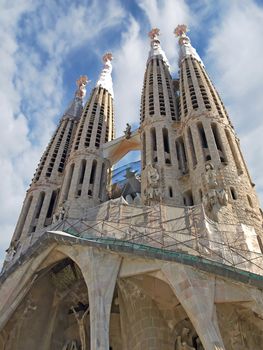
left=0, top=0, right=125, bottom=264
left=205, top=0, right=263, bottom=204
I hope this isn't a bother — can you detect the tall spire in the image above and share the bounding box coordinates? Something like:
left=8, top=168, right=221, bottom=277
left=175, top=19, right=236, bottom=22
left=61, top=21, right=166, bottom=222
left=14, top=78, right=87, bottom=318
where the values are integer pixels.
left=96, top=52, right=114, bottom=97
left=174, top=24, right=204, bottom=66
left=63, top=75, right=89, bottom=119
left=148, top=28, right=170, bottom=68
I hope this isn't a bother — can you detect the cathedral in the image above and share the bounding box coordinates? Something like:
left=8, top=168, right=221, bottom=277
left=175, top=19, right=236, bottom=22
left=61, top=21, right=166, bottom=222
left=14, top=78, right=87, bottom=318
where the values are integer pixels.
left=1, top=25, right=263, bottom=349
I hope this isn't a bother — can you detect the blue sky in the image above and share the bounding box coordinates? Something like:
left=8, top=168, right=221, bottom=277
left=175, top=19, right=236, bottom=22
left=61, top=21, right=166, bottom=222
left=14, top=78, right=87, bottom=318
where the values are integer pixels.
left=1, top=0, right=263, bottom=265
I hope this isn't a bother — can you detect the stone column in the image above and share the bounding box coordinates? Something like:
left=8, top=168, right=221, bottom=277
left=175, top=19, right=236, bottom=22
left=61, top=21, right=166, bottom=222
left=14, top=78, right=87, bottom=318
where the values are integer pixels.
left=58, top=245, right=121, bottom=350
left=162, top=263, right=225, bottom=350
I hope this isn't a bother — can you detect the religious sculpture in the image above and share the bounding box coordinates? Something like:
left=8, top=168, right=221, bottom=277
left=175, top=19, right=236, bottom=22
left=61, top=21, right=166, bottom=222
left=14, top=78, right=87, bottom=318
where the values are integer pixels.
left=71, top=305, right=89, bottom=350
left=145, top=163, right=161, bottom=202
left=124, top=123, right=132, bottom=139
left=202, top=162, right=228, bottom=218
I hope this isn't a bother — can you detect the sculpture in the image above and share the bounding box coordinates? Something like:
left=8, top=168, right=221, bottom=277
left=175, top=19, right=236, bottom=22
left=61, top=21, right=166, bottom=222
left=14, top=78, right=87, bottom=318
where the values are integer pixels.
left=202, top=162, right=228, bottom=217
left=71, top=305, right=89, bottom=350
left=145, top=163, right=161, bottom=202
left=124, top=123, right=132, bottom=139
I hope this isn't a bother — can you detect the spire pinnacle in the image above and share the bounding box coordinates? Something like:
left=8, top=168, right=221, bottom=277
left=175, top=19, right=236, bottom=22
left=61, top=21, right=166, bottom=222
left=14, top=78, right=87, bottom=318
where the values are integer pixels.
left=63, top=76, right=90, bottom=119
left=96, top=52, right=114, bottom=97
left=147, top=28, right=170, bottom=69
left=75, top=75, right=89, bottom=99
left=174, top=24, right=204, bottom=66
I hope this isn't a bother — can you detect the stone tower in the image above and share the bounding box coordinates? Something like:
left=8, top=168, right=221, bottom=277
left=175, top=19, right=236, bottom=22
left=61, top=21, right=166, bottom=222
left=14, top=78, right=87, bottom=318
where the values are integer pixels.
left=173, top=24, right=262, bottom=231
left=1, top=26, right=263, bottom=350
left=140, top=28, right=180, bottom=206
left=11, top=77, right=88, bottom=246
left=57, top=53, right=115, bottom=217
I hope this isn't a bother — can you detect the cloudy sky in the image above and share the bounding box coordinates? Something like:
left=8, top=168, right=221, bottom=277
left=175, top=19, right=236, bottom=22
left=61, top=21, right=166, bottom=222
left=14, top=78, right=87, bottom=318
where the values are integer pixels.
left=1, top=0, right=263, bottom=266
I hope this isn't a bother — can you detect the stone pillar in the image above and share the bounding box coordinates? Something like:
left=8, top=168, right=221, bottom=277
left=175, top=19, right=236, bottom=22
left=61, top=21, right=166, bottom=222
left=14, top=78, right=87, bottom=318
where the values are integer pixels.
left=162, top=263, right=225, bottom=350
left=58, top=245, right=121, bottom=350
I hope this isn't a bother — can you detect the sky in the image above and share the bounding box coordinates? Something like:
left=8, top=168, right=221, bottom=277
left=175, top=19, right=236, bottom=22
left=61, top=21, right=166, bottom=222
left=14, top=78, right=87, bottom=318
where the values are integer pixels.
left=0, top=0, right=263, bottom=266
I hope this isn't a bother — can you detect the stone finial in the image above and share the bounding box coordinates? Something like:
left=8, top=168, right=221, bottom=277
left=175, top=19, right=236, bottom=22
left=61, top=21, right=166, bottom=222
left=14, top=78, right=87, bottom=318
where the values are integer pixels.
left=174, top=24, right=189, bottom=37
left=148, top=28, right=160, bottom=40
left=103, top=52, right=113, bottom=62
left=76, top=75, right=89, bottom=99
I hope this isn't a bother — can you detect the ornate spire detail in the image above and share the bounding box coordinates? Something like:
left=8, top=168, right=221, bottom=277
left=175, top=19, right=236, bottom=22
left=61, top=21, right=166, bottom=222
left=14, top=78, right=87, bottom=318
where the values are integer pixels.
left=96, top=52, right=114, bottom=97
left=75, top=75, right=89, bottom=99
left=174, top=24, right=204, bottom=66
left=147, top=28, right=170, bottom=69
left=63, top=76, right=90, bottom=119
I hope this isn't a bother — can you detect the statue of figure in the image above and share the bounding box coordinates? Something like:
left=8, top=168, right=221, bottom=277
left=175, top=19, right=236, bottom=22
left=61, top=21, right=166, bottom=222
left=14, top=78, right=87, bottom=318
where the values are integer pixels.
left=202, top=162, right=228, bottom=217
left=124, top=123, right=132, bottom=139
left=53, top=204, right=66, bottom=223
left=145, top=163, right=161, bottom=201
left=71, top=306, right=89, bottom=350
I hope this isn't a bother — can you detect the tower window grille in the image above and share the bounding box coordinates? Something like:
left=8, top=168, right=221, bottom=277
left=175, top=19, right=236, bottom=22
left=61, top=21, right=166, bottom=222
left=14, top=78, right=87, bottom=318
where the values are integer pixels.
left=46, top=122, right=67, bottom=177
left=34, top=127, right=59, bottom=182
left=58, top=120, right=74, bottom=172
left=180, top=67, right=188, bottom=116
left=185, top=59, right=198, bottom=110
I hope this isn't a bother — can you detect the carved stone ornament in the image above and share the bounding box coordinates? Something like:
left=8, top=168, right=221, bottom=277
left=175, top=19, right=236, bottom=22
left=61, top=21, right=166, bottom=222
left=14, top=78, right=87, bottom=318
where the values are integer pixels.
left=145, top=163, right=162, bottom=202
left=175, top=327, right=204, bottom=350
left=75, top=76, right=89, bottom=99
left=202, top=162, right=228, bottom=216
left=174, top=24, right=189, bottom=37
left=103, top=52, right=113, bottom=62
left=148, top=28, right=160, bottom=40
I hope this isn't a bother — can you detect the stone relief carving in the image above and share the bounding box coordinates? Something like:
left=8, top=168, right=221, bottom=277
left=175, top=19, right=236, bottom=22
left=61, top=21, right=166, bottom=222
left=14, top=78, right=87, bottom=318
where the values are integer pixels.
left=202, top=162, right=228, bottom=219
left=145, top=163, right=162, bottom=203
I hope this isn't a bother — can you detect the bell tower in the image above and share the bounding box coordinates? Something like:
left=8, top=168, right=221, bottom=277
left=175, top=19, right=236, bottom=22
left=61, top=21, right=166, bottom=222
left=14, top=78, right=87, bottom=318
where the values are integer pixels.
left=58, top=53, right=115, bottom=217
left=174, top=24, right=262, bottom=229
left=11, top=77, right=87, bottom=246
left=140, top=28, right=180, bottom=206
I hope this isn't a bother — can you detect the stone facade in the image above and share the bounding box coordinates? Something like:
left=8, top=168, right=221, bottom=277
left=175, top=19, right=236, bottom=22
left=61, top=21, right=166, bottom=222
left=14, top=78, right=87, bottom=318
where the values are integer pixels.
left=1, top=25, right=263, bottom=350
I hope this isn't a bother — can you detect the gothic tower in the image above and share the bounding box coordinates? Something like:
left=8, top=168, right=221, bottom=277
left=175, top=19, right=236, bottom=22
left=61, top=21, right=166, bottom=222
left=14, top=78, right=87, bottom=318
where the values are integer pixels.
left=174, top=25, right=262, bottom=231
left=140, top=29, right=180, bottom=206
left=11, top=77, right=88, bottom=246
left=57, top=53, right=115, bottom=217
